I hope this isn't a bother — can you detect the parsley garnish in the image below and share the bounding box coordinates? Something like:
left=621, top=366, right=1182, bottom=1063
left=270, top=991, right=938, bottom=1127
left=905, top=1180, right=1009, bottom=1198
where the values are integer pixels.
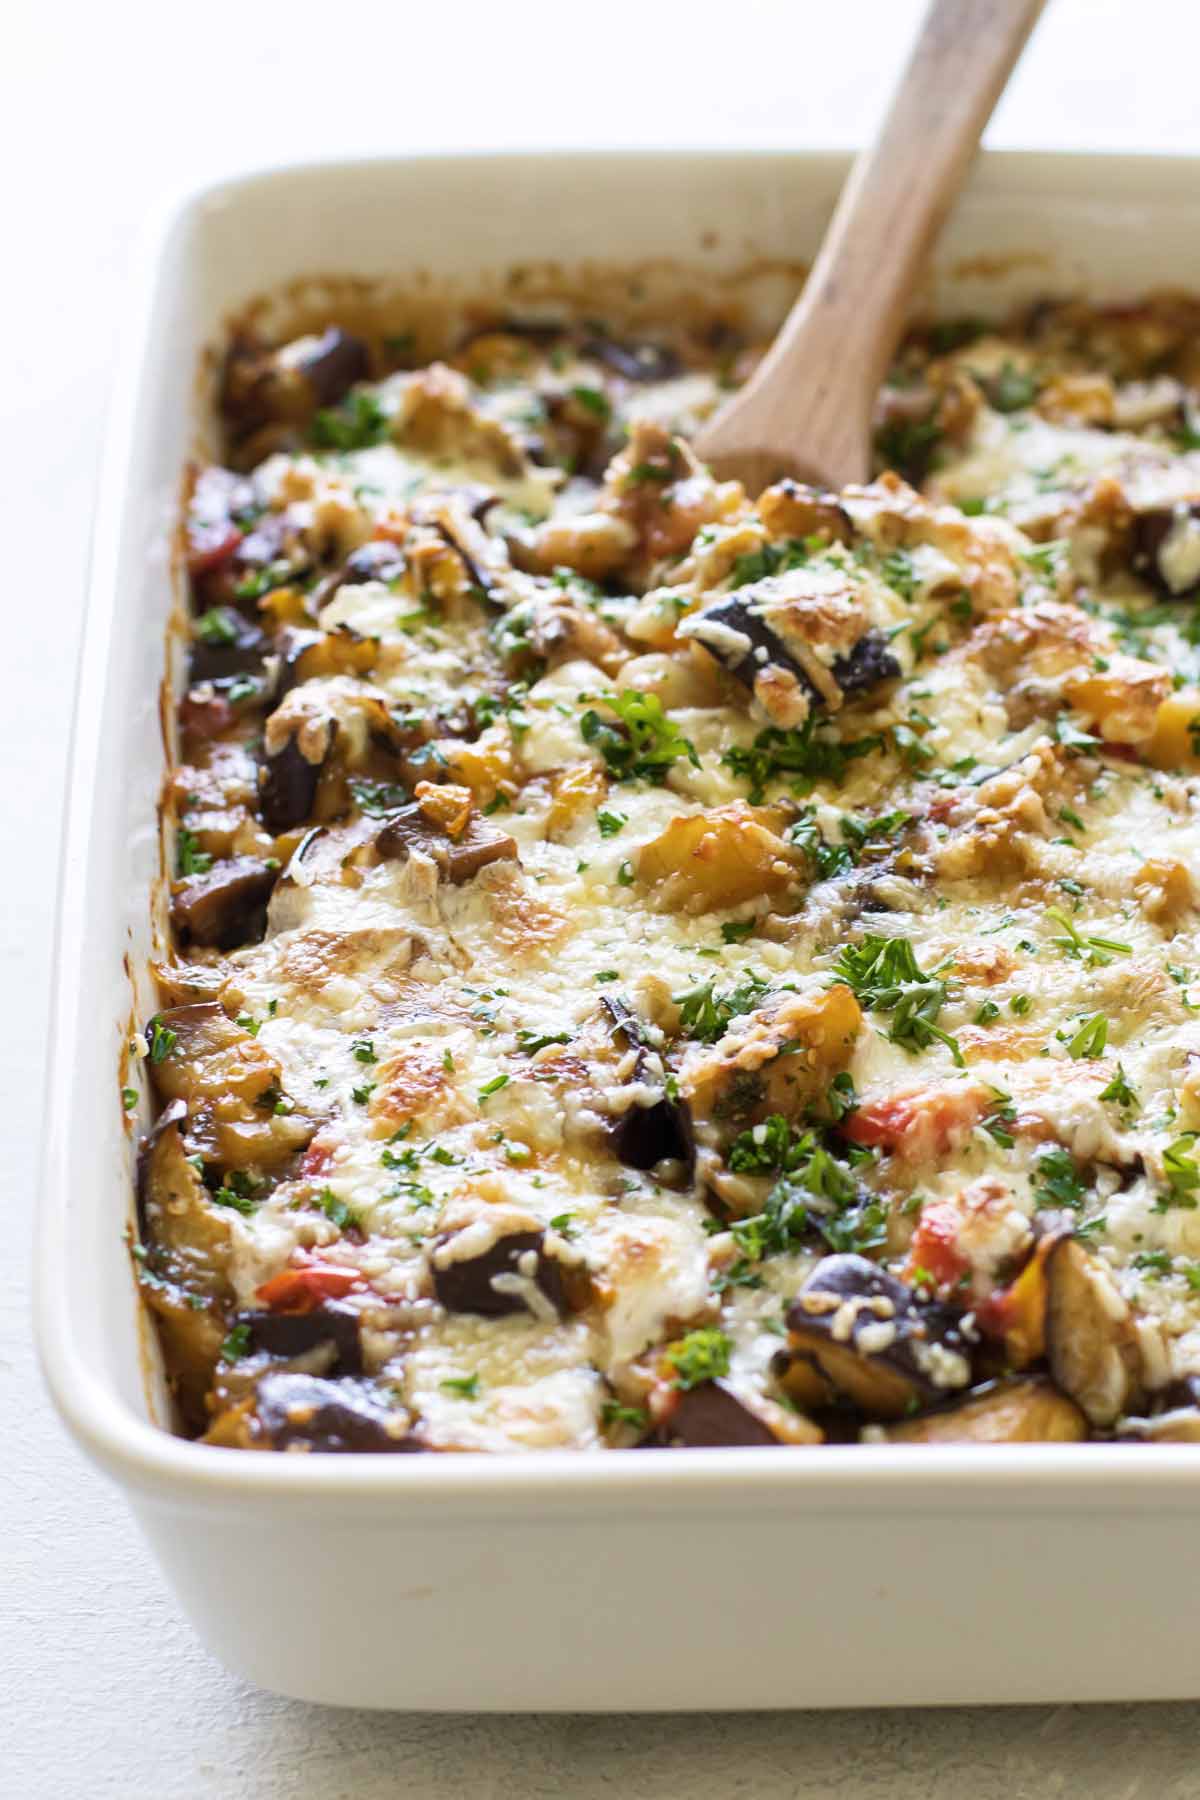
left=1100, top=1065, right=1137, bottom=1108
left=318, top=1187, right=358, bottom=1231
left=194, top=607, right=239, bottom=646
left=831, top=935, right=962, bottom=1065
left=220, top=1323, right=251, bottom=1363
left=1046, top=906, right=1131, bottom=969
left=1157, top=1135, right=1200, bottom=1210
left=440, top=1374, right=480, bottom=1399
left=517, top=1029, right=571, bottom=1054
left=1033, top=1147, right=1085, bottom=1211
left=146, top=1018, right=177, bottom=1064
left=730, top=538, right=812, bottom=586
left=1065, top=1013, right=1108, bottom=1060
left=601, top=1401, right=649, bottom=1430
left=581, top=691, right=699, bottom=784
left=723, top=718, right=881, bottom=804
left=349, top=777, right=409, bottom=816
left=310, top=390, right=389, bottom=452
left=175, top=826, right=213, bottom=878
left=674, top=973, right=770, bottom=1044
left=667, top=1327, right=731, bottom=1390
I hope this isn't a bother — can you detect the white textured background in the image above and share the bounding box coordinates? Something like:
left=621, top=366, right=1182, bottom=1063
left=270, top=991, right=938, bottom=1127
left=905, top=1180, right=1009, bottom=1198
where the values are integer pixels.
left=7, top=2, right=1200, bottom=1792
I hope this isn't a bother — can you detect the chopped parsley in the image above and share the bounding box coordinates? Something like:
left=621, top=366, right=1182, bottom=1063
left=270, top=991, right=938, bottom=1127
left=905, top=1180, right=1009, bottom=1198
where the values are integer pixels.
left=194, top=606, right=239, bottom=646
left=1065, top=1013, right=1108, bottom=1060
left=831, top=934, right=962, bottom=1065
left=146, top=1018, right=177, bottom=1064
left=349, top=777, right=409, bottom=816
left=667, top=1327, right=731, bottom=1390
left=674, top=972, right=770, bottom=1044
left=1157, top=1135, right=1200, bottom=1210
left=310, top=389, right=389, bottom=452
left=440, top=1374, right=480, bottom=1399
left=1099, top=1065, right=1137, bottom=1109
left=730, top=538, right=813, bottom=587
left=318, top=1188, right=358, bottom=1231
left=517, top=1029, right=571, bottom=1054
left=581, top=690, right=699, bottom=784
left=220, top=1323, right=251, bottom=1363
left=175, top=826, right=213, bottom=878
left=723, top=717, right=882, bottom=804
left=1045, top=906, right=1131, bottom=969
left=601, top=1400, right=649, bottom=1430
left=1033, top=1147, right=1085, bottom=1212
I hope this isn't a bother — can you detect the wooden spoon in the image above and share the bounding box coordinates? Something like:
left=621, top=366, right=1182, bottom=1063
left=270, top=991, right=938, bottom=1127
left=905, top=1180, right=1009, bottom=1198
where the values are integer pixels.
left=694, top=0, right=1046, bottom=494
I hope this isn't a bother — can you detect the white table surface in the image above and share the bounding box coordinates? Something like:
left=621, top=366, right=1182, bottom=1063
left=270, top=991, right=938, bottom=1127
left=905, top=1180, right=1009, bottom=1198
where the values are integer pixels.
left=7, top=1, right=1200, bottom=1792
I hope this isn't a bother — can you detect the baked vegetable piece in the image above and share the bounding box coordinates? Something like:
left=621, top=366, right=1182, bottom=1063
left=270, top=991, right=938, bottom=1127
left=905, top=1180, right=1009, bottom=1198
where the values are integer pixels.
left=135, top=294, right=1200, bottom=1450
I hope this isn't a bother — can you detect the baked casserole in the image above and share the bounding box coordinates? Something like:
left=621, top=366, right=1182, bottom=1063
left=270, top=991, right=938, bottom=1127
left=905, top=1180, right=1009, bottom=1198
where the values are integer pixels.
left=131, top=294, right=1200, bottom=1452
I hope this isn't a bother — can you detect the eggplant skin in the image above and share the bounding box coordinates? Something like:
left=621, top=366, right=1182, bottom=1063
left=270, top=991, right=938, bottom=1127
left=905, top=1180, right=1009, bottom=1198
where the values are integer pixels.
left=1131, top=503, right=1200, bottom=598
left=580, top=334, right=682, bottom=383
left=135, top=1100, right=234, bottom=1433
left=188, top=611, right=266, bottom=685
left=259, top=732, right=332, bottom=834
left=221, top=328, right=370, bottom=434
left=250, top=1374, right=421, bottom=1453
left=882, top=1376, right=1086, bottom=1444
left=686, top=592, right=900, bottom=712
left=432, top=1230, right=566, bottom=1319
left=612, top=1093, right=694, bottom=1174
left=170, top=856, right=279, bottom=950
left=659, top=1380, right=781, bottom=1448
left=240, top=1302, right=364, bottom=1376
left=601, top=995, right=695, bottom=1177
left=376, top=803, right=518, bottom=883
left=832, top=630, right=903, bottom=697
left=786, top=1253, right=971, bottom=1420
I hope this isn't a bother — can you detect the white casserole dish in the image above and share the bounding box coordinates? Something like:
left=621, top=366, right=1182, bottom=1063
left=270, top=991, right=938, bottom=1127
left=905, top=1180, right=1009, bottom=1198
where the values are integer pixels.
left=36, top=149, right=1200, bottom=1711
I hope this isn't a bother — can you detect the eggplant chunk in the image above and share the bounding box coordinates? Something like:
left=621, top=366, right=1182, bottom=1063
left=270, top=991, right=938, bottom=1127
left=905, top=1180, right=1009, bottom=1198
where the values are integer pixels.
left=1132, top=503, right=1200, bottom=598
left=276, top=626, right=379, bottom=698
left=601, top=996, right=694, bottom=1177
left=188, top=610, right=266, bottom=684
left=145, top=1002, right=313, bottom=1170
left=222, top=328, right=370, bottom=433
left=240, top=1302, right=364, bottom=1376
left=259, top=727, right=335, bottom=833
left=376, top=801, right=518, bottom=882
left=580, top=333, right=682, bottom=383
left=683, top=588, right=900, bottom=725
left=786, top=1254, right=972, bottom=1419
left=659, top=1380, right=783, bottom=1447
left=882, top=1377, right=1086, bottom=1444
left=137, top=1100, right=233, bottom=1288
left=222, top=1373, right=420, bottom=1452
left=136, top=1100, right=234, bottom=1430
left=170, top=856, right=279, bottom=950
left=1044, top=1236, right=1145, bottom=1427
left=432, top=1229, right=565, bottom=1319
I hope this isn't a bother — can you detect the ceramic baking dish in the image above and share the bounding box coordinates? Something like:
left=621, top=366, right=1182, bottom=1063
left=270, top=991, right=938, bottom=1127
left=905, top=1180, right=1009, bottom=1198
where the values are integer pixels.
left=36, top=149, right=1200, bottom=1710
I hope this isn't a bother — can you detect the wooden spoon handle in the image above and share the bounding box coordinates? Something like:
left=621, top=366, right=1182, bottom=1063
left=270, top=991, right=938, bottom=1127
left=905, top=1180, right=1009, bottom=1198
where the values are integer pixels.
left=698, top=0, right=1046, bottom=491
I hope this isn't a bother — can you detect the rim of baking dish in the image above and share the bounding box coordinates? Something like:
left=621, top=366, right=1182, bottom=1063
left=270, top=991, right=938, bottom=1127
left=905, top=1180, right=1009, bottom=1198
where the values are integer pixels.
left=36, top=149, right=1200, bottom=1514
